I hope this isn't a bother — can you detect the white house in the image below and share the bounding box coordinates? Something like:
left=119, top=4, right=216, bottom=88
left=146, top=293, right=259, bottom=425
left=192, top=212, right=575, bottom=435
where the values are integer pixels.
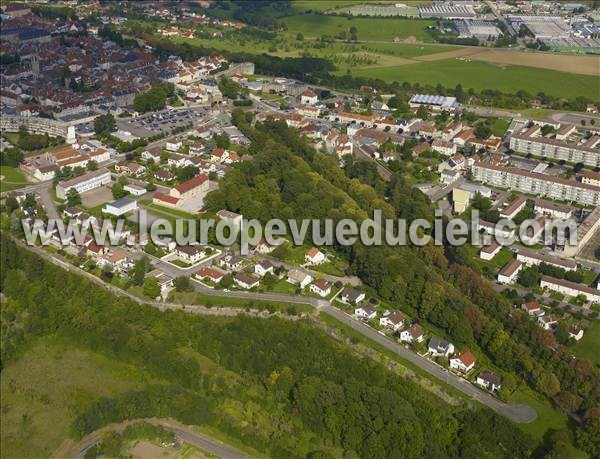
left=300, top=89, right=318, bottom=106
left=538, top=314, right=558, bottom=331
left=399, top=324, right=424, bottom=343
left=195, top=266, right=225, bottom=284
left=103, top=198, right=138, bottom=216
left=217, top=209, right=243, bottom=232
left=497, top=259, right=523, bottom=284
left=234, top=273, right=260, bottom=289
left=340, top=288, right=366, bottom=305
left=540, top=276, right=600, bottom=303
left=176, top=244, right=206, bottom=264
left=568, top=325, right=584, bottom=341
left=479, top=241, right=501, bottom=260
left=521, top=301, right=545, bottom=318
left=309, top=279, right=332, bottom=297
left=305, top=247, right=326, bottom=265
left=254, top=260, right=274, bottom=277
left=428, top=337, right=454, bottom=357
left=355, top=303, right=377, bottom=320
left=124, top=184, right=146, bottom=196
left=166, top=140, right=183, bottom=152
left=287, top=269, right=312, bottom=288
left=476, top=371, right=502, bottom=392
left=431, top=139, right=456, bottom=156
left=449, top=351, right=476, bottom=374
left=220, top=254, right=244, bottom=271
left=379, top=310, right=406, bottom=331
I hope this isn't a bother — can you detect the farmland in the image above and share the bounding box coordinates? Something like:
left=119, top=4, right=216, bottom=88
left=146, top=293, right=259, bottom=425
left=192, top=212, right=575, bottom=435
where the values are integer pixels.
left=344, top=59, right=600, bottom=99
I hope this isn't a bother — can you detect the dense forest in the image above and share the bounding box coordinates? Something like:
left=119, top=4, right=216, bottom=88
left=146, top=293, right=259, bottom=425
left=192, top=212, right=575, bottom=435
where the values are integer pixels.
left=1, top=234, right=533, bottom=458
left=204, top=109, right=599, bottom=457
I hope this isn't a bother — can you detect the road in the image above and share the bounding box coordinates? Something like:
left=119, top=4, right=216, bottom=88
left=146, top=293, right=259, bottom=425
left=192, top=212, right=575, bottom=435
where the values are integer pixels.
left=486, top=0, right=517, bottom=36
left=352, top=142, right=392, bottom=181
left=429, top=177, right=465, bottom=202
left=69, top=419, right=248, bottom=459
left=320, top=304, right=538, bottom=424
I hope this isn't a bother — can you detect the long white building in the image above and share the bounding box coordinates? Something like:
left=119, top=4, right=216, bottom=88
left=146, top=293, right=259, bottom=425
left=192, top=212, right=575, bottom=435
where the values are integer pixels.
left=56, top=168, right=112, bottom=199
left=509, top=124, right=600, bottom=168
left=0, top=114, right=76, bottom=144
left=471, top=162, right=600, bottom=206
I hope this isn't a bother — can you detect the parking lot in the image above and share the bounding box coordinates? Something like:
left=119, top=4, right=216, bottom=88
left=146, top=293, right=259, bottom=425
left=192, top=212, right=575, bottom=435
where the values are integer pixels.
left=118, top=108, right=208, bottom=138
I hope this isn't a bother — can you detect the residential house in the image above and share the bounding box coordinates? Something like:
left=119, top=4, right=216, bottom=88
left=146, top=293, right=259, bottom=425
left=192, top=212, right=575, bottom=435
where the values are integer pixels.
left=305, top=247, right=326, bottom=265
left=234, top=273, right=260, bottom=289
left=220, top=254, right=244, bottom=271
left=195, top=266, right=226, bottom=284
left=538, top=314, right=558, bottom=331
left=217, top=209, right=242, bottom=231
left=432, top=139, right=457, bottom=156
left=479, top=241, right=501, bottom=260
left=254, top=260, right=274, bottom=277
left=379, top=310, right=406, bottom=331
left=521, top=301, right=545, bottom=318
left=287, top=269, right=312, bottom=288
left=568, top=325, right=584, bottom=341
left=400, top=324, right=424, bottom=343
left=309, top=279, right=332, bottom=297
left=300, top=89, right=318, bottom=106
left=497, top=259, right=523, bottom=284
left=355, top=303, right=377, bottom=320
left=176, top=244, right=206, bottom=264
left=340, top=287, right=366, bottom=305
left=449, top=351, right=477, bottom=373
left=476, top=371, right=502, bottom=392
left=428, top=337, right=455, bottom=357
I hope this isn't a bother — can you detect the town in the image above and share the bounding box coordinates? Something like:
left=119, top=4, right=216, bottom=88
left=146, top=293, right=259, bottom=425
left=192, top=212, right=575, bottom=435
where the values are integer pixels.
left=0, top=2, right=599, bottom=459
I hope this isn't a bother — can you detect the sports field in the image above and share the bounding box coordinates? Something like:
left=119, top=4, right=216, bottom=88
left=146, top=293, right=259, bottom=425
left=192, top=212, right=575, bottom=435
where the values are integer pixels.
left=282, top=13, right=437, bottom=41
left=344, top=59, right=599, bottom=99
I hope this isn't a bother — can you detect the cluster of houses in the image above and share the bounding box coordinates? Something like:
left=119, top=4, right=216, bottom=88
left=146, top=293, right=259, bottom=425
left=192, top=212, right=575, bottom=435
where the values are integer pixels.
left=520, top=300, right=585, bottom=340
left=348, top=288, right=503, bottom=392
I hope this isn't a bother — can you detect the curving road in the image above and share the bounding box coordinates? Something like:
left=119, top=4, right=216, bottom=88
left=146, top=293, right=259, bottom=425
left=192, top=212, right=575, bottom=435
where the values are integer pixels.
left=69, top=419, right=248, bottom=459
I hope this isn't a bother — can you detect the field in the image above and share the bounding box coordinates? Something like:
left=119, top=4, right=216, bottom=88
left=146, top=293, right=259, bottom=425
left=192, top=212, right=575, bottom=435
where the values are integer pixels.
left=0, top=166, right=29, bottom=192
left=344, top=59, right=600, bottom=99
left=572, top=320, right=600, bottom=366
left=281, top=13, right=437, bottom=41
left=0, top=337, right=155, bottom=459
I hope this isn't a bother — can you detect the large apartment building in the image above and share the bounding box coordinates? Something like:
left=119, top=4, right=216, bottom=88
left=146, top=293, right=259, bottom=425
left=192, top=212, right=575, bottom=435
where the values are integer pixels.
left=509, top=124, right=600, bottom=167
left=472, top=162, right=600, bottom=206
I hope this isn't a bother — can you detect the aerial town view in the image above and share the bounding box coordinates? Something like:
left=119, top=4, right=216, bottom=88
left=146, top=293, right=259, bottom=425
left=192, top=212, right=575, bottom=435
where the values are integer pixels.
left=0, top=1, right=599, bottom=458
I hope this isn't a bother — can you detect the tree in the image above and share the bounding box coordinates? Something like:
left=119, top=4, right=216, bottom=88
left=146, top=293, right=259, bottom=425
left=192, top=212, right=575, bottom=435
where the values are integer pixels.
left=416, top=106, right=429, bottom=120
left=556, top=391, right=582, bottom=413
left=143, top=276, right=161, bottom=298
left=66, top=188, right=81, bottom=206
left=112, top=177, right=127, bottom=199
left=0, top=148, right=24, bottom=167
left=296, top=33, right=304, bottom=41
left=131, top=256, right=150, bottom=286
left=474, top=124, right=492, bottom=139
left=500, top=373, right=516, bottom=400
left=5, top=196, right=19, bottom=213
left=554, top=322, right=570, bottom=344
left=94, top=113, right=116, bottom=135
left=537, top=371, right=560, bottom=397
left=174, top=276, right=193, bottom=292
left=87, top=159, right=98, bottom=171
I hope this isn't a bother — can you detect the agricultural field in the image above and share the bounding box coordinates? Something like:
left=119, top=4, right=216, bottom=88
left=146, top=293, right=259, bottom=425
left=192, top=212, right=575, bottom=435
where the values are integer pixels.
left=0, top=337, right=156, bottom=459
left=281, top=13, right=437, bottom=42
left=344, top=59, right=600, bottom=99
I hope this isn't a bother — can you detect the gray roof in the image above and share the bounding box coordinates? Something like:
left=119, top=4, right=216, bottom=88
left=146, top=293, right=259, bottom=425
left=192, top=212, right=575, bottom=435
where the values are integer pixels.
left=109, top=198, right=136, bottom=208
left=429, top=336, right=452, bottom=352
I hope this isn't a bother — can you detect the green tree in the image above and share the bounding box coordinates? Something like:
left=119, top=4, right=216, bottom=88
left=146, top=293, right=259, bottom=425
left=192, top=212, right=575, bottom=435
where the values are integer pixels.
left=474, top=124, right=492, bottom=139
left=143, top=276, right=161, bottom=298
left=66, top=188, right=81, bottom=206
left=93, top=113, right=116, bottom=136
left=174, top=276, right=193, bottom=292
left=86, top=159, right=98, bottom=171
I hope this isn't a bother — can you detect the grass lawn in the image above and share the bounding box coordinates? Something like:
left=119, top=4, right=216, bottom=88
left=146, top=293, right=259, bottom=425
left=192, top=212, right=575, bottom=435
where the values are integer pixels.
left=0, top=166, right=29, bottom=192
left=0, top=337, right=156, bottom=459
left=490, top=118, right=511, bottom=137
left=282, top=13, right=437, bottom=42
left=511, top=387, right=569, bottom=441
left=147, top=203, right=196, bottom=219
left=266, top=279, right=298, bottom=295
left=344, top=59, right=599, bottom=100
left=572, top=320, right=600, bottom=366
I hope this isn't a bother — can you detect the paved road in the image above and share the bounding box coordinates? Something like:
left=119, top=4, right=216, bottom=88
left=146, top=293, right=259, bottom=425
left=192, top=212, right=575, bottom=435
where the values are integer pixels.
left=352, top=142, right=392, bottom=181
left=261, top=254, right=362, bottom=286
left=320, top=304, right=538, bottom=424
left=70, top=419, right=248, bottom=459
left=429, top=177, right=465, bottom=202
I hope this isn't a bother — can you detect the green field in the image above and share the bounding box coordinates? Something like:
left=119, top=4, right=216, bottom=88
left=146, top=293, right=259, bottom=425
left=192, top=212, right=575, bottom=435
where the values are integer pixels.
left=282, top=13, right=437, bottom=41
left=572, top=320, right=600, bottom=366
left=0, top=166, right=29, bottom=192
left=0, top=337, right=155, bottom=459
left=344, top=59, right=600, bottom=99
